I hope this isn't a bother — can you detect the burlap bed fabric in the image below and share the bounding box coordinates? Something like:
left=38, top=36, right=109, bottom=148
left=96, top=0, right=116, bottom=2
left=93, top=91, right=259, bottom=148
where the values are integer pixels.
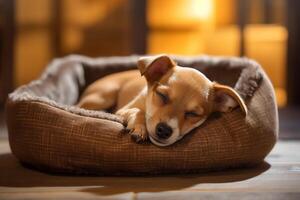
left=6, top=55, right=278, bottom=175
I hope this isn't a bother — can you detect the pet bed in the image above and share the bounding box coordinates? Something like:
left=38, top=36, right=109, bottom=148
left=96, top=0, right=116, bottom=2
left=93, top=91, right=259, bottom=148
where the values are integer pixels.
left=6, top=55, right=278, bottom=175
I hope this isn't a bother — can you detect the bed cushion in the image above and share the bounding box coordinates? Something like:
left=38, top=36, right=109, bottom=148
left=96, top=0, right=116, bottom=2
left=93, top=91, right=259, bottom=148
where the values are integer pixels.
left=5, top=55, right=278, bottom=175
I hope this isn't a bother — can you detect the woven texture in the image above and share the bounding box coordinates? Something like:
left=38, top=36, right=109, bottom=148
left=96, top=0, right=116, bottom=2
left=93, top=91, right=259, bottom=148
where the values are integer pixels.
left=6, top=55, right=278, bottom=175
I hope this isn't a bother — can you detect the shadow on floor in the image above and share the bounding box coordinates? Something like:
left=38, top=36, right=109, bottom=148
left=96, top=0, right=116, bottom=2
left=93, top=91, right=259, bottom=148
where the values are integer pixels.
left=0, top=153, right=270, bottom=196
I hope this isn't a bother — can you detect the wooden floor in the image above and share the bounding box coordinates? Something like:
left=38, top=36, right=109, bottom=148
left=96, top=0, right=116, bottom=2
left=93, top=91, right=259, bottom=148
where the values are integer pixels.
left=0, top=138, right=299, bottom=200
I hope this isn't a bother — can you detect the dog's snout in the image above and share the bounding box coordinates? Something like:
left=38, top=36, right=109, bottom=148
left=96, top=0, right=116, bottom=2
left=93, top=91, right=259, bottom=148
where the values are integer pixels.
left=156, top=122, right=173, bottom=139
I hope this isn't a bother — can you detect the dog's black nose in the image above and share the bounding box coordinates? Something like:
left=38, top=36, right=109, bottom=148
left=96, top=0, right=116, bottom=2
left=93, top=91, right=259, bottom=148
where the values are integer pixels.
left=156, top=122, right=173, bottom=139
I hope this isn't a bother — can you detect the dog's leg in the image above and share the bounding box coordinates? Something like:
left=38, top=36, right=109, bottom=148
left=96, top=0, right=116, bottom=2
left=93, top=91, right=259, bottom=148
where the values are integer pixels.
left=117, top=108, right=147, bottom=142
left=77, top=86, right=119, bottom=111
left=116, top=91, right=147, bottom=142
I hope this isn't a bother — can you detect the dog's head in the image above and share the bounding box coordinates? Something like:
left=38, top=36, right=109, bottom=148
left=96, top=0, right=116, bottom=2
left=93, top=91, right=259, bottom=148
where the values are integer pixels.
left=138, top=55, right=247, bottom=146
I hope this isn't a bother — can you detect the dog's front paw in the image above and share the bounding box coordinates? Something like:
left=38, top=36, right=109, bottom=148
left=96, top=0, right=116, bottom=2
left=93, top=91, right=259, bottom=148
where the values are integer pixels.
left=129, top=124, right=148, bottom=143
left=116, top=108, right=148, bottom=143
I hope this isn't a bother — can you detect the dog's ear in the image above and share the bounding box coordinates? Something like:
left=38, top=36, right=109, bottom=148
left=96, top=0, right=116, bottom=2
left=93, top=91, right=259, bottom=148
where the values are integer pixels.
left=212, top=83, right=247, bottom=115
left=137, top=55, right=176, bottom=84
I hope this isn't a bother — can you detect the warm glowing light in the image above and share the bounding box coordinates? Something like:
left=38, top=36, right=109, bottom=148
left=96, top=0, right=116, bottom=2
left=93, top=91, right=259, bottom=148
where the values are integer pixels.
left=148, top=0, right=214, bottom=29
left=147, top=0, right=214, bottom=54
left=192, top=0, right=214, bottom=19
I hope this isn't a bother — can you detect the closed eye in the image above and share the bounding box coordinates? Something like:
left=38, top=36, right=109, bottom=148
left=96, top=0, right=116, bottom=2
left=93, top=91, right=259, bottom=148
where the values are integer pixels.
left=185, top=111, right=201, bottom=118
left=156, top=91, right=169, bottom=104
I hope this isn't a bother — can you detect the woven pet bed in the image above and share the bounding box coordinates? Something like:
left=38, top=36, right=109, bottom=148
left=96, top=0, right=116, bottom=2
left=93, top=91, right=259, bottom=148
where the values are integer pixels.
left=6, top=55, right=278, bottom=175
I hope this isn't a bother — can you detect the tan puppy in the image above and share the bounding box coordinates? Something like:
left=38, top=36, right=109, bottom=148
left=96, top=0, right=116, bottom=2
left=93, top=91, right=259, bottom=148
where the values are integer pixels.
left=78, top=55, right=247, bottom=146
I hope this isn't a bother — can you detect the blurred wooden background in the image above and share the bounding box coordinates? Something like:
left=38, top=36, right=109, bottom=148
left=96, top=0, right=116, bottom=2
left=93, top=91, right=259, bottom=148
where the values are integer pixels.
left=1, top=0, right=300, bottom=107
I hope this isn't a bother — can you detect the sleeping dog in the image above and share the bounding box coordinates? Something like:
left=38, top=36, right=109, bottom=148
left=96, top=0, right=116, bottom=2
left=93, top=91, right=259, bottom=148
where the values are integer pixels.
left=78, top=55, right=247, bottom=146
